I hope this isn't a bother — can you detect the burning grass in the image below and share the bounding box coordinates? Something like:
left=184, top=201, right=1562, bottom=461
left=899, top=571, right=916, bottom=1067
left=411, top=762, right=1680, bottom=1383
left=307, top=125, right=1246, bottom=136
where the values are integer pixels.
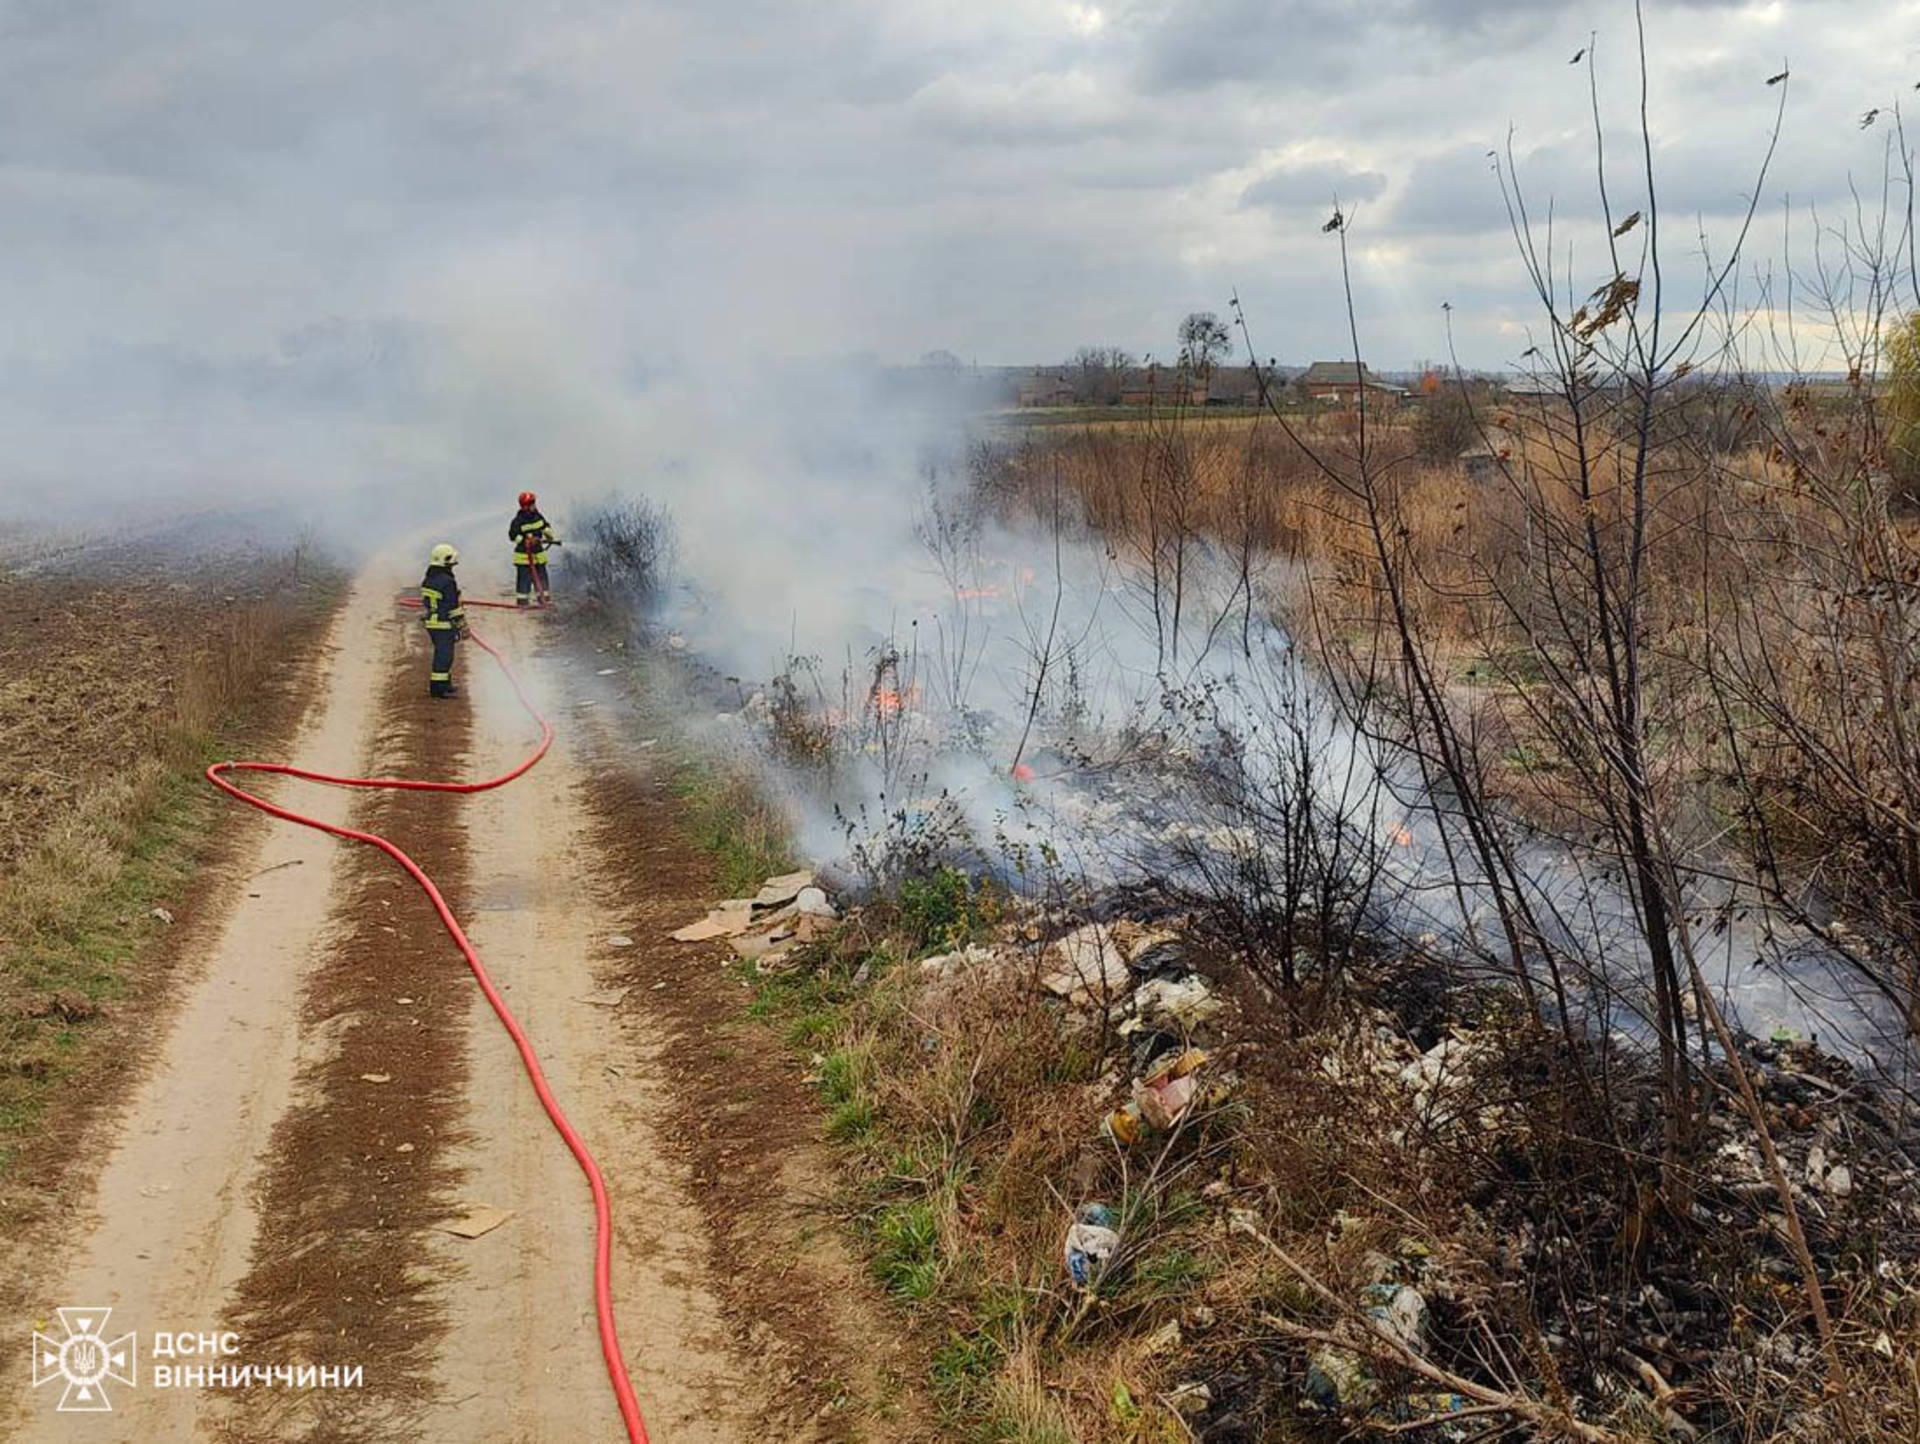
left=726, top=882, right=1920, bottom=1442
left=565, top=372, right=1920, bottom=1436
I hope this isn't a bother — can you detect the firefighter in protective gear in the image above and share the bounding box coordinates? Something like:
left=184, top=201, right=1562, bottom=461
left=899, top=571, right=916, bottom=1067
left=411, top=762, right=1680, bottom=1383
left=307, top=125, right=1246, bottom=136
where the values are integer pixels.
left=420, top=542, right=468, bottom=698
left=509, top=491, right=557, bottom=607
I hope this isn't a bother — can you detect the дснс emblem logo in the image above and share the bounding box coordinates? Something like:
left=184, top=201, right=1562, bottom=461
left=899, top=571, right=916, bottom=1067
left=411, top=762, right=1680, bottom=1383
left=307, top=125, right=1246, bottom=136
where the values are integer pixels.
left=32, top=1307, right=136, bottom=1412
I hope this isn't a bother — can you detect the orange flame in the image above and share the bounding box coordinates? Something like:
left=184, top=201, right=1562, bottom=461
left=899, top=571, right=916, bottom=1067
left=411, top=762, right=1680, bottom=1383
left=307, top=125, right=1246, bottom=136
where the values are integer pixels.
left=870, top=683, right=921, bottom=716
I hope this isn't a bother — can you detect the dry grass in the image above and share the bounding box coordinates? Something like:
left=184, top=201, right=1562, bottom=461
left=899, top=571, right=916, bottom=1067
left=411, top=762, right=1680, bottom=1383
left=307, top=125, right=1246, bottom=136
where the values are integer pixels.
left=0, top=550, right=343, bottom=1179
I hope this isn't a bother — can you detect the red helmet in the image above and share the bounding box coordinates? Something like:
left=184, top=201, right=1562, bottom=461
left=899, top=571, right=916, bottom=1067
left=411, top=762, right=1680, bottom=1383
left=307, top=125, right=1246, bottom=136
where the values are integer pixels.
left=518, top=490, right=537, bottom=509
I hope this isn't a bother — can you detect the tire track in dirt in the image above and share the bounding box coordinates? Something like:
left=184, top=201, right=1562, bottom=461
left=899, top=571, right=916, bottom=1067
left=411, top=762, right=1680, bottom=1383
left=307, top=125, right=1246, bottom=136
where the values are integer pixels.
left=10, top=564, right=888, bottom=1442
left=554, top=644, right=936, bottom=1441
left=420, top=620, right=769, bottom=1443
left=207, top=621, right=476, bottom=1443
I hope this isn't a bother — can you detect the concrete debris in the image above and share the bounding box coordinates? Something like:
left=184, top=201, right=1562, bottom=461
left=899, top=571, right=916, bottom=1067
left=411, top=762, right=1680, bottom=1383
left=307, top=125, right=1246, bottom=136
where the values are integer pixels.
left=670, top=898, right=757, bottom=942
left=795, top=886, right=838, bottom=919
left=754, top=870, right=815, bottom=907
left=1805, top=1144, right=1856, bottom=1199
left=920, top=944, right=999, bottom=979
left=672, top=872, right=843, bottom=967
left=1040, top=924, right=1130, bottom=1005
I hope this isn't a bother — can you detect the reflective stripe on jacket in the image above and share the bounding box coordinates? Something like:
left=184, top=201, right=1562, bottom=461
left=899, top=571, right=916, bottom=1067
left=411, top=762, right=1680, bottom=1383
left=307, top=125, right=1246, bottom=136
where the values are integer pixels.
left=421, top=565, right=465, bottom=630
left=509, top=508, right=551, bottom=563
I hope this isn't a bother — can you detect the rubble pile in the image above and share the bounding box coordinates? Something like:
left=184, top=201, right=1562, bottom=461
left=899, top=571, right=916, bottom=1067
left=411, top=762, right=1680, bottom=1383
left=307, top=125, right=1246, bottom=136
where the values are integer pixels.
left=669, top=868, right=840, bottom=974
left=665, top=868, right=1920, bottom=1440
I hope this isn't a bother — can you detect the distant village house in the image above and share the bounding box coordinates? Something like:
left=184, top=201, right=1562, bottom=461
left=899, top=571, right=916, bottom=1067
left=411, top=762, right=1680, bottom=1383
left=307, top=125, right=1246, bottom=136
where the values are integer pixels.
left=1016, top=371, right=1077, bottom=407
left=1117, top=366, right=1207, bottom=408
left=1298, top=360, right=1408, bottom=408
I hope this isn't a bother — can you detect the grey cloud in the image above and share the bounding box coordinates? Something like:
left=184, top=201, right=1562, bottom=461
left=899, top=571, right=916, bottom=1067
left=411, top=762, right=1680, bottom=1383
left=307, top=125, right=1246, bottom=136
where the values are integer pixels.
left=1241, top=159, right=1387, bottom=211
left=1388, top=121, right=1853, bottom=242
left=1132, top=0, right=1730, bottom=94
left=0, top=0, right=1907, bottom=499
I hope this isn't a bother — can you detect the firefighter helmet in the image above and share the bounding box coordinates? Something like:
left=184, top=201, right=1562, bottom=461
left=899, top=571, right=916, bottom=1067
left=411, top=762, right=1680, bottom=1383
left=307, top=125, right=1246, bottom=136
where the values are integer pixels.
left=430, top=542, right=459, bottom=567
left=518, top=490, right=537, bottom=509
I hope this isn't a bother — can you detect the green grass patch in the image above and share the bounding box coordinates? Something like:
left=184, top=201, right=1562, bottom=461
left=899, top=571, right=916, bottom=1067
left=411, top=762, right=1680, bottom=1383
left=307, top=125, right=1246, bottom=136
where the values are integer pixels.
left=872, top=1199, right=943, bottom=1303
left=931, top=1329, right=1004, bottom=1399
left=826, top=1096, right=878, bottom=1143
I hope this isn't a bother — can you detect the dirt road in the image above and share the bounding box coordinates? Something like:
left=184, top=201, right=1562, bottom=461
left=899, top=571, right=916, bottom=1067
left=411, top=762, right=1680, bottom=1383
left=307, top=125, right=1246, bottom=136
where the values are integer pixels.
left=4, top=555, right=883, bottom=1441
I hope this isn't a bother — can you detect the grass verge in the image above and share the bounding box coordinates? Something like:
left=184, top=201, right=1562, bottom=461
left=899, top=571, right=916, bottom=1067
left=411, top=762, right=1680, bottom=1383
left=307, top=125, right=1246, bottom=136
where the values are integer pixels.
left=0, top=556, right=346, bottom=1183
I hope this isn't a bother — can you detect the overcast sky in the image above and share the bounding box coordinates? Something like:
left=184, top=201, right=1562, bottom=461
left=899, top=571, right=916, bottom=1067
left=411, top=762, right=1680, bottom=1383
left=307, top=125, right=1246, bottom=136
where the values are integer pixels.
left=2, top=0, right=1916, bottom=506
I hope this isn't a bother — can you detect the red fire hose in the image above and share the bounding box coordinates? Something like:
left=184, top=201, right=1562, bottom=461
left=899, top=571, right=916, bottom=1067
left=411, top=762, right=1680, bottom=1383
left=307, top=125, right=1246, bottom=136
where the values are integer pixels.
left=206, top=621, right=649, bottom=1443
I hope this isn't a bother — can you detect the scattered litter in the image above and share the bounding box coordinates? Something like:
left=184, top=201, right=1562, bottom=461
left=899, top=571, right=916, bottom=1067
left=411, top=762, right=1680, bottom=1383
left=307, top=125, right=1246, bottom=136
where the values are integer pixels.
left=149, top=906, right=174, bottom=925
left=1120, top=975, right=1222, bottom=1035
left=1133, top=1048, right=1210, bottom=1131
left=440, top=1205, right=513, bottom=1240
left=396, top=997, right=414, bottom=1005
left=1104, top=1101, right=1144, bottom=1147
left=1064, top=1202, right=1120, bottom=1286
left=359, top=1073, right=392, bottom=1084
left=596, top=667, right=618, bottom=675
left=605, top=935, right=635, bottom=949
left=1306, top=1281, right=1430, bottom=1413
left=637, top=739, right=659, bottom=750
left=395, top=1142, right=415, bottom=1153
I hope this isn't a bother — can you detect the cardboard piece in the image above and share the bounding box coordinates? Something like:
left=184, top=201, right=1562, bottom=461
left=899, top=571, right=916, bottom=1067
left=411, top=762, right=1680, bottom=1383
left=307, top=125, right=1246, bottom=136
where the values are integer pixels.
left=670, top=898, right=758, bottom=942
left=440, top=1205, right=514, bottom=1240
